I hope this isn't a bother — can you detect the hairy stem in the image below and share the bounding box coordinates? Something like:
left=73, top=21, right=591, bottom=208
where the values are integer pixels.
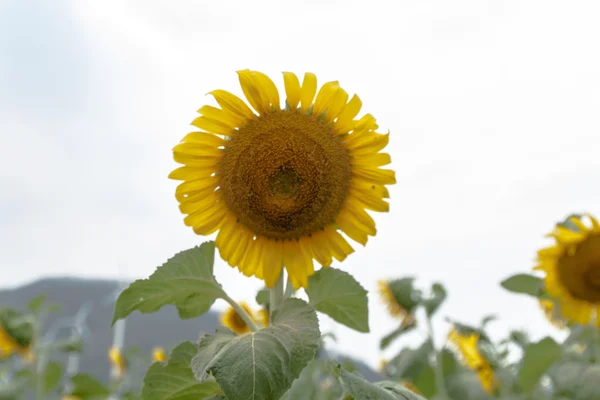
left=425, top=315, right=449, bottom=399
left=222, top=294, right=258, bottom=332
left=270, top=271, right=285, bottom=315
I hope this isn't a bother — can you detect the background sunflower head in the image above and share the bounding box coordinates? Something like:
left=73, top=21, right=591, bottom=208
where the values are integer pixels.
left=170, top=70, right=394, bottom=289
left=0, top=308, right=33, bottom=360
left=377, top=279, right=419, bottom=327
left=108, top=346, right=126, bottom=377
left=220, top=301, right=256, bottom=334
left=534, top=214, right=600, bottom=326
left=152, top=346, right=167, bottom=362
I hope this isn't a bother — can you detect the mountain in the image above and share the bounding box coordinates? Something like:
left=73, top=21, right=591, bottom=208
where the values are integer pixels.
left=0, top=277, right=383, bottom=388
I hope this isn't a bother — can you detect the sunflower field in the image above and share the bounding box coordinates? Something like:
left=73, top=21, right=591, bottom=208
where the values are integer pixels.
left=2, top=72, right=599, bottom=400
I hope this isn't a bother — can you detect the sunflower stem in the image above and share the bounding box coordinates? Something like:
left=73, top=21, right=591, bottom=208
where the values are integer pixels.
left=425, top=315, right=449, bottom=399
left=222, top=294, right=258, bottom=332
left=283, top=276, right=295, bottom=300
left=270, top=271, right=285, bottom=315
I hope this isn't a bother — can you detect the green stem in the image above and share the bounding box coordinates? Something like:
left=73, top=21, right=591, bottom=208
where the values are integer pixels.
left=425, top=315, right=449, bottom=399
left=283, top=276, right=295, bottom=300
left=222, top=294, right=258, bottom=332
left=270, top=271, right=285, bottom=315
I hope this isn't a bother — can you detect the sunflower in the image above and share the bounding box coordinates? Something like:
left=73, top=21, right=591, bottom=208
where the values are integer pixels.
left=448, top=328, right=497, bottom=394
left=220, top=302, right=257, bottom=334
left=152, top=347, right=167, bottom=362
left=170, top=70, right=394, bottom=289
left=538, top=298, right=567, bottom=329
left=535, top=214, right=600, bottom=326
left=0, top=317, right=30, bottom=360
left=378, top=280, right=416, bottom=327
left=108, top=346, right=126, bottom=377
left=257, top=308, right=270, bottom=327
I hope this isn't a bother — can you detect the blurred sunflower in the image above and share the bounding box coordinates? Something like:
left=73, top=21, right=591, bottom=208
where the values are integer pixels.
left=535, top=214, right=600, bottom=326
left=108, top=346, right=126, bottom=377
left=152, top=347, right=167, bottom=362
left=378, top=358, right=388, bottom=374
left=378, top=280, right=417, bottom=327
left=257, top=308, right=270, bottom=327
left=0, top=311, right=32, bottom=360
left=170, top=70, right=394, bottom=289
left=538, top=298, right=567, bottom=329
left=448, top=328, right=497, bottom=394
left=220, top=302, right=257, bottom=334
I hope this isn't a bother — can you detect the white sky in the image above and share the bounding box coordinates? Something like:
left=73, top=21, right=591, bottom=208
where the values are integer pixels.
left=2, top=0, right=600, bottom=368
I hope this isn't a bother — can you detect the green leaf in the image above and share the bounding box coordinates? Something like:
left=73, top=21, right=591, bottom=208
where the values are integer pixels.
left=338, top=368, right=427, bottom=400
left=27, top=295, right=46, bottom=313
left=281, top=360, right=343, bottom=400
left=43, top=361, right=63, bottom=395
left=423, top=283, right=447, bottom=317
left=479, top=314, right=497, bottom=329
left=500, top=274, right=543, bottom=297
left=446, top=372, right=490, bottom=400
left=387, top=278, right=421, bottom=311
left=70, top=373, right=110, bottom=399
left=576, top=365, right=600, bottom=400
left=518, top=337, right=562, bottom=392
left=413, top=365, right=436, bottom=398
left=380, top=323, right=417, bottom=350
left=385, top=341, right=433, bottom=381
left=141, top=341, right=222, bottom=400
left=0, top=308, right=34, bottom=348
left=255, top=288, right=270, bottom=307
left=440, top=349, right=459, bottom=377
left=112, top=242, right=225, bottom=324
left=192, top=299, right=321, bottom=400
left=306, top=267, right=369, bottom=332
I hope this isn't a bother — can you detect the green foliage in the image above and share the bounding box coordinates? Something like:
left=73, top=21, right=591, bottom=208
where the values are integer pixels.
left=500, top=274, right=544, bottom=297
left=141, top=341, right=221, bottom=400
left=27, top=295, right=46, bottom=313
left=69, top=373, right=111, bottom=399
left=338, top=367, right=427, bottom=399
left=191, top=299, right=320, bottom=400
left=255, top=288, right=270, bottom=307
left=0, top=308, right=34, bottom=348
left=518, top=337, right=562, bottom=392
left=42, top=361, right=62, bottom=395
left=423, top=283, right=447, bottom=317
left=113, top=242, right=226, bottom=324
left=380, top=322, right=416, bottom=350
left=306, top=267, right=369, bottom=333
left=385, top=341, right=433, bottom=382
left=280, top=360, right=344, bottom=400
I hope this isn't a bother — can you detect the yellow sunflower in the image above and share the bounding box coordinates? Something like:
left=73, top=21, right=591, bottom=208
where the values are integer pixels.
left=170, top=70, right=394, bottom=289
left=152, top=347, right=167, bottom=362
left=220, top=302, right=257, bottom=334
left=535, top=214, right=600, bottom=326
left=378, top=280, right=416, bottom=326
left=108, top=346, right=126, bottom=377
left=448, top=328, right=497, bottom=394
left=0, top=323, right=29, bottom=360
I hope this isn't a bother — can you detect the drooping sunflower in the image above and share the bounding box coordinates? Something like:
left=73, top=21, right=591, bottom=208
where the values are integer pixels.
left=535, top=214, right=600, bottom=326
left=447, top=328, right=497, bottom=394
left=108, top=346, right=126, bottom=377
left=152, top=347, right=167, bottom=362
left=220, top=302, right=257, bottom=334
left=378, top=280, right=417, bottom=327
left=170, top=70, right=394, bottom=289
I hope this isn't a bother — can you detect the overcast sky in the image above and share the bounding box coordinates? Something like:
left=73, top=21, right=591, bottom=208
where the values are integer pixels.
left=2, top=0, right=600, bottom=368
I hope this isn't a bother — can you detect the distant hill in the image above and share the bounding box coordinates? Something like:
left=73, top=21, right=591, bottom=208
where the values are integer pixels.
left=0, top=278, right=382, bottom=388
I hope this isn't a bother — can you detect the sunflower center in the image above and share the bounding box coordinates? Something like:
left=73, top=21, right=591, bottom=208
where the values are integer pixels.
left=557, top=234, right=600, bottom=302
left=219, top=110, right=352, bottom=240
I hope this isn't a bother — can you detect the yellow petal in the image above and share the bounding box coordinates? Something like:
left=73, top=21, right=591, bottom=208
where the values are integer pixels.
left=347, top=132, right=390, bottom=156
left=215, top=215, right=237, bottom=260
left=253, top=71, right=280, bottom=110
left=229, top=228, right=253, bottom=267
left=307, top=231, right=333, bottom=267
left=191, top=116, right=235, bottom=136
left=334, top=94, right=362, bottom=134
left=587, top=214, right=600, bottom=231
left=191, top=206, right=227, bottom=235
left=175, top=176, right=218, bottom=200
left=336, top=208, right=370, bottom=245
left=169, top=166, right=215, bottom=181
left=173, top=142, right=223, bottom=158
left=351, top=179, right=390, bottom=198
left=300, top=72, right=317, bottom=112
left=173, top=152, right=221, bottom=168
left=352, top=153, right=391, bottom=168
left=209, top=89, right=255, bottom=120
left=197, top=105, right=245, bottom=128
left=313, top=81, right=340, bottom=117
left=180, top=131, right=226, bottom=147
left=237, top=70, right=268, bottom=115
left=284, top=240, right=313, bottom=289
left=341, top=199, right=377, bottom=234
left=324, top=227, right=354, bottom=261
left=348, top=188, right=390, bottom=212
left=182, top=193, right=223, bottom=222
left=179, top=189, right=221, bottom=213
left=353, top=167, right=396, bottom=185
left=323, top=87, right=349, bottom=124
left=262, top=240, right=284, bottom=288
left=568, top=216, right=589, bottom=232
left=240, top=236, right=265, bottom=279
left=282, top=72, right=301, bottom=109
